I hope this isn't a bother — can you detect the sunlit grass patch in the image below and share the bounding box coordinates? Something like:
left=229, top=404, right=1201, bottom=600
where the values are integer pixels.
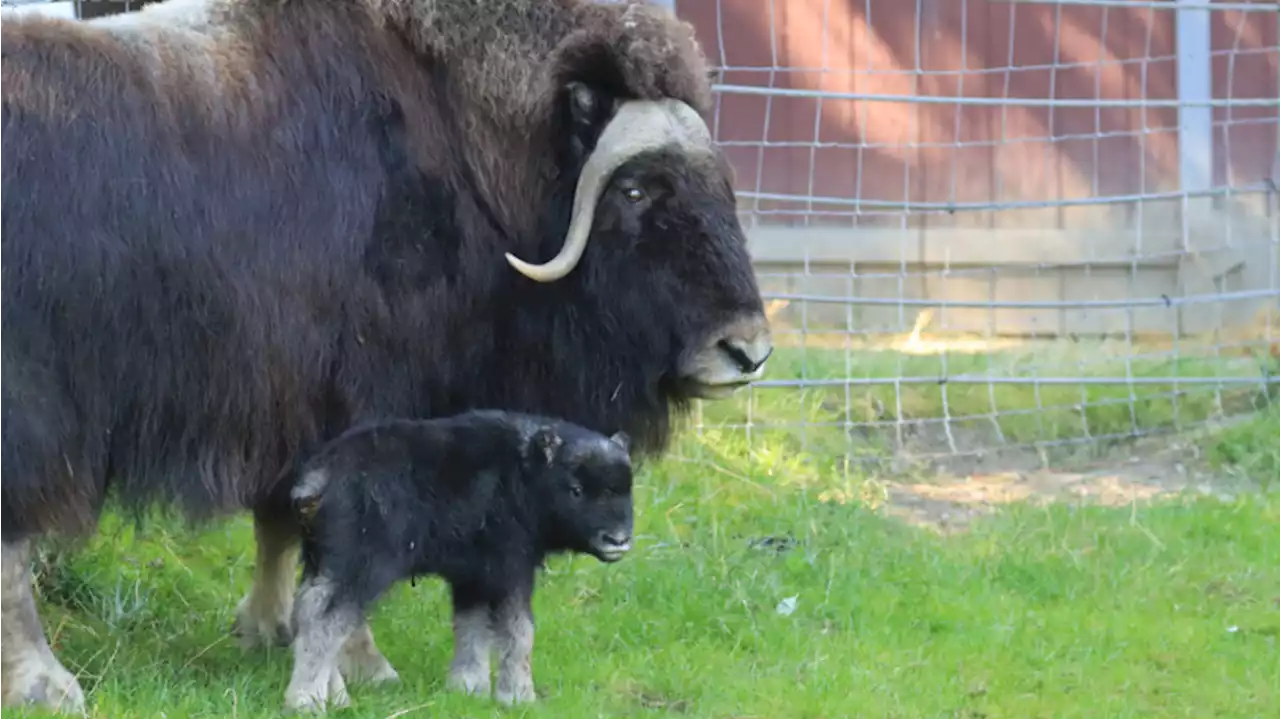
left=9, top=339, right=1277, bottom=718
left=11, top=448, right=1278, bottom=718
left=688, top=341, right=1276, bottom=472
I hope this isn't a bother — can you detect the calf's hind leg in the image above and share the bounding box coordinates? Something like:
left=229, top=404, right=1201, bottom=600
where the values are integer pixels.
left=336, top=621, right=399, bottom=685
left=1, top=539, right=86, bottom=714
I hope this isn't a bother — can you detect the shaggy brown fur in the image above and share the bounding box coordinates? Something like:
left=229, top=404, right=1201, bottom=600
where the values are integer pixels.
left=5, top=0, right=712, bottom=235
left=1, top=0, right=714, bottom=538
left=368, top=0, right=715, bottom=230
left=3, top=0, right=768, bottom=712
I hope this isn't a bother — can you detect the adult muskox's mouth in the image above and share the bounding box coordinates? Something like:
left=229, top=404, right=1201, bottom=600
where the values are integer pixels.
left=676, top=316, right=773, bottom=400
left=682, top=379, right=755, bottom=400
left=676, top=363, right=768, bottom=400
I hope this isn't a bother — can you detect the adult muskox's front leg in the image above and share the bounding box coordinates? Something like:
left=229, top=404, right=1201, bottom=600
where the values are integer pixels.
left=233, top=508, right=300, bottom=649
left=1, top=540, right=86, bottom=714
left=492, top=581, right=537, bottom=705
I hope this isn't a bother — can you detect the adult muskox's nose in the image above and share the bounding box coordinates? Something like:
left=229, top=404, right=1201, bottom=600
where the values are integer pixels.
left=717, top=314, right=773, bottom=375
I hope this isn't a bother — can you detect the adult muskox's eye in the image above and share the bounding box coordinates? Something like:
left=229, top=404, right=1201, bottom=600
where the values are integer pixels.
left=622, top=187, right=645, bottom=203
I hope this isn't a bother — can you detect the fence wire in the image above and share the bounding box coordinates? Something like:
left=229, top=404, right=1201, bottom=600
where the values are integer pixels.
left=684, top=0, right=1280, bottom=477
left=7, top=0, right=1277, bottom=479
left=0, top=0, right=72, bottom=16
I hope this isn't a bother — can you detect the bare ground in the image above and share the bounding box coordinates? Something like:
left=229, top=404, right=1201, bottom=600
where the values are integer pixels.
left=871, top=433, right=1266, bottom=534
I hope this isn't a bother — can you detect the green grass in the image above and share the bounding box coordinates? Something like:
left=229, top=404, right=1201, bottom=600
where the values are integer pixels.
left=16, top=468, right=1280, bottom=718
left=1206, top=404, right=1280, bottom=491
left=693, top=340, right=1278, bottom=470
left=10, top=342, right=1279, bottom=718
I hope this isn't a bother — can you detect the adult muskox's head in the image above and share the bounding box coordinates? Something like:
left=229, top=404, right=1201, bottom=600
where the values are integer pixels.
left=505, top=81, right=774, bottom=403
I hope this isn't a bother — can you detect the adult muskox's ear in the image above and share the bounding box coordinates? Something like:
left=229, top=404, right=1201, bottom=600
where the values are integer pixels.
left=529, top=426, right=563, bottom=466
left=551, top=2, right=715, bottom=114
left=562, top=80, right=615, bottom=162
left=608, top=431, right=630, bottom=454
left=567, top=81, right=597, bottom=122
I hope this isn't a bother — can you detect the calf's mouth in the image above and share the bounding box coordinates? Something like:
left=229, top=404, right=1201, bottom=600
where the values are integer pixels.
left=590, top=529, right=633, bottom=563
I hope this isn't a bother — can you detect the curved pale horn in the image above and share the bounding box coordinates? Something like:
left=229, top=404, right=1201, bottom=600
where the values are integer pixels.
left=505, top=99, right=714, bottom=282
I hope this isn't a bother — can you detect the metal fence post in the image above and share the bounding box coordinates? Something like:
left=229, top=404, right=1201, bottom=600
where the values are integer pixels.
left=1176, top=0, right=1214, bottom=202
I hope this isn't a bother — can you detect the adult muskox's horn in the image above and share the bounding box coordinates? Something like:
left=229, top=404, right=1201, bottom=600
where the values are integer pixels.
left=505, top=99, right=714, bottom=282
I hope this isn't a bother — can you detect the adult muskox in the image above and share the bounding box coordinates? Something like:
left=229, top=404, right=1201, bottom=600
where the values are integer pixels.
left=1, top=0, right=772, bottom=712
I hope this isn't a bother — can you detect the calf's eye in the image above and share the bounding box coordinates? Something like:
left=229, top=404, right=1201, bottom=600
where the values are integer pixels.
left=569, top=485, right=583, bottom=498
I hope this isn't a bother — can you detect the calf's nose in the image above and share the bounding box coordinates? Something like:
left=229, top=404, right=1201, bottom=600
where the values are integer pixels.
left=601, top=530, right=631, bottom=547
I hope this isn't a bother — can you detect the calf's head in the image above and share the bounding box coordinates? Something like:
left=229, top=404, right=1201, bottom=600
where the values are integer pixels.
left=526, top=423, right=635, bottom=563
left=508, top=83, right=774, bottom=401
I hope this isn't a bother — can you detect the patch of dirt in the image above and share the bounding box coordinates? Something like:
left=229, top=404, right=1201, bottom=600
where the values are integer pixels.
left=874, top=433, right=1262, bottom=534
left=613, top=680, right=692, bottom=714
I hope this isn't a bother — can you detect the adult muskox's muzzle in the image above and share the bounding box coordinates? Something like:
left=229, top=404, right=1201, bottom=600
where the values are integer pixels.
left=717, top=326, right=773, bottom=375
left=683, top=312, right=773, bottom=399
left=591, top=529, right=633, bottom=563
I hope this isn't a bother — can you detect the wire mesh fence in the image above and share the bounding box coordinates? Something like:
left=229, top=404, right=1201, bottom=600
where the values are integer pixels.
left=0, top=0, right=73, bottom=13
left=7, top=0, right=1277, bottom=481
left=677, top=0, right=1280, bottom=479
left=0, top=1, right=167, bottom=22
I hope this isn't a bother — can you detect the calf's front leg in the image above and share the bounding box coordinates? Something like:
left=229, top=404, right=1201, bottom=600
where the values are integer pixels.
left=283, top=576, right=357, bottom=713
left=491, top=584, right=536, bottom=705
left=445, top=586, right=493, bottom=696
left=1, top=540, right=86, bottom=714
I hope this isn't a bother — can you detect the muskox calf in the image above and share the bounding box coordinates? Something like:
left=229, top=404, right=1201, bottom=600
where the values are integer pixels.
left=282, top=410, right=634, bottom=712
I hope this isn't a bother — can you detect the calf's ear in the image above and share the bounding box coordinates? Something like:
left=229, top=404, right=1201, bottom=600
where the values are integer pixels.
left=608, top=431, right=630, bottom=453
left=529, top=426, right=563, bottom=466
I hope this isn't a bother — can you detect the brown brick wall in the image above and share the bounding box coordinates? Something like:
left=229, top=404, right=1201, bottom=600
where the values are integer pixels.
left=679, top=0, right=1278, bottom=230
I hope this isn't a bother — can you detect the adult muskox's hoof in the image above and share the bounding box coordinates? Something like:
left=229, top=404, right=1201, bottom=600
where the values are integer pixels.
left=1, top=653, right=87, bottom=716
left=231, top=593, right=294, bottom=650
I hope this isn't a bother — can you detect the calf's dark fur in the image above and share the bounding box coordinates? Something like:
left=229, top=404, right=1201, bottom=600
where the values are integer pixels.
left=283, top=410, right=634, bottom=712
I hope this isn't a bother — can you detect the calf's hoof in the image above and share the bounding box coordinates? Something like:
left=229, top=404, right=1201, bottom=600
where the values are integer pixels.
left=494, top=678, right=536, bottom=706
left=284, top=667, right=350, bottom=715
left=338, top=653, right=399, bottom=686
left=284, top=693, right=350, bottom=715
left=283, top=683, right=350, bottom=714
left=1, top=654, right=87, bottom=715
left=445, top=663, right=490, bottom=697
